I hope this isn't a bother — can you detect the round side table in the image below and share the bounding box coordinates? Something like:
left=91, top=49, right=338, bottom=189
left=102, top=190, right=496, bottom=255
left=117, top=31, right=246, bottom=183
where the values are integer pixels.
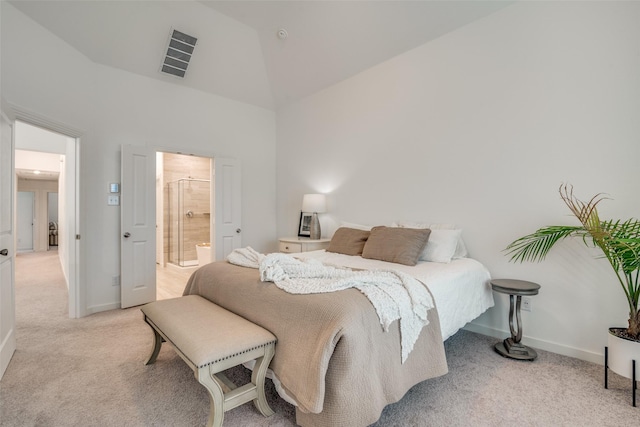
left=491, top=278, right=540, bottom=361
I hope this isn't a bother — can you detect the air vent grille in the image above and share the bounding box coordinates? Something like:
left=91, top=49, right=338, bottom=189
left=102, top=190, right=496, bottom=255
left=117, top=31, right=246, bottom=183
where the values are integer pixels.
left=161, top=29, right=197, bottom=78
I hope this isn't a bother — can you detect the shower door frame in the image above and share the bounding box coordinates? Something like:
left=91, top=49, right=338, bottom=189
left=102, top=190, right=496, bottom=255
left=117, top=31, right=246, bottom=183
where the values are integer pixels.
left=167, top=177, right=211, bottom=267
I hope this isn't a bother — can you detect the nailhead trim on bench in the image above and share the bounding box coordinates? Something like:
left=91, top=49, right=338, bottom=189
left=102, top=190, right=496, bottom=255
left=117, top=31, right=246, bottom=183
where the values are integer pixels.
left=200, top=340, right=277, bottom=368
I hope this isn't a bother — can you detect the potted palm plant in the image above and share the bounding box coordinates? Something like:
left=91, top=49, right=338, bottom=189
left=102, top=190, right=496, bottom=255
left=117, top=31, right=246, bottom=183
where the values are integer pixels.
left=505, top=184, right=640, bottom=381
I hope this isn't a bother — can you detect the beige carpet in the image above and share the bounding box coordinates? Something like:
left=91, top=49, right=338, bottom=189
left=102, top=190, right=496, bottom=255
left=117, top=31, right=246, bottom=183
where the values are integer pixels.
left=1, top=251, right=638, bottom=426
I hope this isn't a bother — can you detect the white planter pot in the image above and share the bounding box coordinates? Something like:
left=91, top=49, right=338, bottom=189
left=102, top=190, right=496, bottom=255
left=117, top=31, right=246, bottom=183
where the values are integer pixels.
left=607, top=327, right=640, bottom=380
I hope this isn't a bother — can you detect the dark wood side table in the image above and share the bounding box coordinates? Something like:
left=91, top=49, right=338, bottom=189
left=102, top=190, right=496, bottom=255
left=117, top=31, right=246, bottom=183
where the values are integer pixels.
left=491, top=279, right=540, bottom=361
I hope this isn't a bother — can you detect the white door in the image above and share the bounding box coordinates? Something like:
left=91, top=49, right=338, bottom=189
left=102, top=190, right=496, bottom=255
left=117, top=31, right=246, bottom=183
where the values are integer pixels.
left=121, top=145, right=156, bottom=308
left=64, top=138, right=80, bottom=318
left=16, top=191, right=34, bottom=251
left=0, top=107, right=16, bottom=379
left=213, top=158, right=241, bottom=260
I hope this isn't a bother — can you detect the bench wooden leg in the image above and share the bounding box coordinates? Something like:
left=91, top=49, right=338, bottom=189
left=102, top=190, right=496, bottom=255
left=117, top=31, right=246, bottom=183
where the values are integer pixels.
left=143, top=317, right=164, bottom=365
left=197, top=368, right=226, bottom=427
left=195, top=343, right=276, bottom=427
left=252, top=343, right=275, bottom=417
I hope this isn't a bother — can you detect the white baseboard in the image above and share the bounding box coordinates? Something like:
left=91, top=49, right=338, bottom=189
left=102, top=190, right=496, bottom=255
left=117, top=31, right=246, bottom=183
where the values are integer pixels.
left=464, top=322, right=604, bottom=365
left=85, top=302, right=120, bottom=315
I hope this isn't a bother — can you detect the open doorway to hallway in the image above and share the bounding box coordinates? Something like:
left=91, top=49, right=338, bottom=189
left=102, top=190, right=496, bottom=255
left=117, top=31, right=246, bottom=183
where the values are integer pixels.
left=15, top=149, right=60, bottom=253
left=155, top=151, right=213, bottom=300
left=14, top=120, right=77, bottom=316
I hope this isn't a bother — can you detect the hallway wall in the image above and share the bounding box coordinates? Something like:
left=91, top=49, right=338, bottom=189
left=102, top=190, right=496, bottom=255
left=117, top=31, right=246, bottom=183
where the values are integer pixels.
left=17, top=179, right=57, bottom=252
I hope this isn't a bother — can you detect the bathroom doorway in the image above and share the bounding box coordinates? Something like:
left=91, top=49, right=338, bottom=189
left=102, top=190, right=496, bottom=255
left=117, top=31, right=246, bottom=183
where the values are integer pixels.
left=155, top=152, right=213, bottom=299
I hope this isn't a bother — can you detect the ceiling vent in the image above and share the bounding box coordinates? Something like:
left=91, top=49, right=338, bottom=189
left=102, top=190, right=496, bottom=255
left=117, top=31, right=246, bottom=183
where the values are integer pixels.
left=161, top=29, right=197, bottom=78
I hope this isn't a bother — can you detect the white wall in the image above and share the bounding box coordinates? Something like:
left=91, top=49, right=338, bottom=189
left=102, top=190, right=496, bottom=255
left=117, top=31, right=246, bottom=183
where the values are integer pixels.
left=1, top=3, right=277, bottom=314
left=15, top=150, right=61, bottom=173
left=276, top=1, right=640, bottom=363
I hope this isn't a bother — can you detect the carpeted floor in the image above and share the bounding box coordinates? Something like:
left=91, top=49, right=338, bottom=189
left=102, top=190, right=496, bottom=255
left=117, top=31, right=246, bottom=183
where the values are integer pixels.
left=1, top=251, right=638, bottom=426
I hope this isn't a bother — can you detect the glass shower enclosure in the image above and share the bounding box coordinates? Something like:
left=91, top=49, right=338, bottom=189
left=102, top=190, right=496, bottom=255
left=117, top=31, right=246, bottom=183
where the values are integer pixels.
left=167, top=178, right=211, bottom=267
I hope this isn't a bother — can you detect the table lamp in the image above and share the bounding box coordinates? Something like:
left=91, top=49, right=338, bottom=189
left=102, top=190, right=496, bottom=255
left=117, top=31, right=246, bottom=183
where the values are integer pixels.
left=302, top=194, right=327, bottom=239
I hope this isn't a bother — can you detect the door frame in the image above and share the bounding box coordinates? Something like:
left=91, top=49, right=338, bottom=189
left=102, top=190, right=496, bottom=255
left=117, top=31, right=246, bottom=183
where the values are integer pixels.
left=9, top=105, right=83, bottom=318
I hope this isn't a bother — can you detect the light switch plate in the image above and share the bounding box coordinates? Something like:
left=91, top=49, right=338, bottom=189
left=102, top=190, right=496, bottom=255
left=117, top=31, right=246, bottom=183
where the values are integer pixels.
left=108, top=195, right=120, bottom=206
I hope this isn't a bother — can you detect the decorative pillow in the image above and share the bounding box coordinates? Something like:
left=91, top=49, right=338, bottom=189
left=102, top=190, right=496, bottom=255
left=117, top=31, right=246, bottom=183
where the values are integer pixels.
left=394, top=220, right=468, bottom=259
left=420, top=229, right=462, bottom=263
left=326, top=227, right=371, bottom=256
left=362, top=226, right=431, bottom=266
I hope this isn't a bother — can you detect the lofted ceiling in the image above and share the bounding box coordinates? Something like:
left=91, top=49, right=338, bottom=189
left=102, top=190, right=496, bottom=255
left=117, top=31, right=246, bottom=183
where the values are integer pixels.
left=9, top=0, right=512, bottom=110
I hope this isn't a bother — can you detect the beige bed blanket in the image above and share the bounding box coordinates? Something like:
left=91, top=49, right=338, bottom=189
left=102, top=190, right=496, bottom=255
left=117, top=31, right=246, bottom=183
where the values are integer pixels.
left=183, top=261, right=448, bottom=427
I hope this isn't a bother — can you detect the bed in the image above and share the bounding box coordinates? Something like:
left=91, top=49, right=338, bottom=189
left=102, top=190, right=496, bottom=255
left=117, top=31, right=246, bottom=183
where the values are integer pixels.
left=182, top=225, right=493, bottom=426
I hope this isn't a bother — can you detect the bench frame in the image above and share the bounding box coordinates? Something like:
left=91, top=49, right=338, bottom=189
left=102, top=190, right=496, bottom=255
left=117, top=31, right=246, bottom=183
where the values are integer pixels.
left=143, top=314, right=276, bottom=427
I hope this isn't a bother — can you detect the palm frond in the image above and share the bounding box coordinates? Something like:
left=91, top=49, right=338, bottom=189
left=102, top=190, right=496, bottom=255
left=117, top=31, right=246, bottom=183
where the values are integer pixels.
left=596, top=219, right=640, bottom=274
left=559, top=184, right=608, bottom=236
left=505, top=225, right=585, bottom=263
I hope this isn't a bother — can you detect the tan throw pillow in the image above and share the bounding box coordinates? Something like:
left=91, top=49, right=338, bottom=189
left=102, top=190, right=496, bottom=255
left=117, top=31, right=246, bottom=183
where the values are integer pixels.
left=362, top=226, right=431, bottom=266
left=326, top=227, right=371, bottom=256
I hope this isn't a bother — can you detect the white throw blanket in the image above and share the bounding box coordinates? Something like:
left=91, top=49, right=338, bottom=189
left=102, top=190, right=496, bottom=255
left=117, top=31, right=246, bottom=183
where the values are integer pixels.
left=226, top=248, right=434, bottom=362
left=226, top=246, right=265, bottom=268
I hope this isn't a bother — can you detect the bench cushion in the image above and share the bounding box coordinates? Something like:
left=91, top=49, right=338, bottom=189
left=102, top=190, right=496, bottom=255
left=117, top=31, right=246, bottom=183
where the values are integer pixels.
left=141, top=295, right=276, bottom=368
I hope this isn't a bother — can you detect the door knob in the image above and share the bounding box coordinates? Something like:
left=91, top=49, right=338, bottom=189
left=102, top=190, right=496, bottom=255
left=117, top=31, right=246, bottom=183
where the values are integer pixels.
left=0, top=249, right=8, bottom=256
left=123, top=232, right=131, bottom=238
left=236, top=228, right=241, bottom=234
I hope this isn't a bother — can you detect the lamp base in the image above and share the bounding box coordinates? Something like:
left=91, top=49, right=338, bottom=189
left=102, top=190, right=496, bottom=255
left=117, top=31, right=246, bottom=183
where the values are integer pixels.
left=309, top=213, right=321, bottom=240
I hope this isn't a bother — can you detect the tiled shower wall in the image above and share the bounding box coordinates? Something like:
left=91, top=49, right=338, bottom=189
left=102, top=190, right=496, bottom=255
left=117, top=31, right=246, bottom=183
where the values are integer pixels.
left=162, top=153, right=210, bottom=266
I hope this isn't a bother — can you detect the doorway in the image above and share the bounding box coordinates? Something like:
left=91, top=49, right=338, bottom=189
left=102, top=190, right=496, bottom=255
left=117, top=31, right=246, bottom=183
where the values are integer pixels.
left=120, top=149, right=240, bottom=308
left=13, top=119, right=79, bottom=317
left=155, top=151, right=213, bottom=300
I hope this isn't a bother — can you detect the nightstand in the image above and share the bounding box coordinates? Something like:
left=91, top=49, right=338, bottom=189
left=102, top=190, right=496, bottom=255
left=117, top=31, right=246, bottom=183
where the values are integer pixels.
left=491, top=278, right=541, bottom=361
left=279, top=237, right=331, bottom=253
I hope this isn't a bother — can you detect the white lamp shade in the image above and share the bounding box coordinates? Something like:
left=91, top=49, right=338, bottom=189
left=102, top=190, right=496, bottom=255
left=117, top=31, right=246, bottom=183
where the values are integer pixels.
left=302, top=193, right=327, bottom=213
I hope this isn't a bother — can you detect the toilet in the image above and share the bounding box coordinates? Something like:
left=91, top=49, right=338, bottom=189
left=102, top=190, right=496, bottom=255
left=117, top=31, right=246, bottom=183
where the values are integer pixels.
left=196, top=243, right=211, bottom=266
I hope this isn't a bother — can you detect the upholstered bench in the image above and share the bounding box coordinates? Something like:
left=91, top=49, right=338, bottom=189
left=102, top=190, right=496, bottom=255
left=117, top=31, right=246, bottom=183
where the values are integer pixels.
left=140, top=295, right=277, bottom=427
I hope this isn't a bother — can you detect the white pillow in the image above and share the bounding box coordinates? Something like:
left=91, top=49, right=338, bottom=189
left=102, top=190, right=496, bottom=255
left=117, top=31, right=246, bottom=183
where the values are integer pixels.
left=452, top=238, right=468, bottom=259
left=420, top=229, right=462, bottom=263
left=393, top=220, right=468, bottom=260
left=429, top=223, right=468, bottom=258
left=391, top=220, right=429, bottom=229
left=340, top=221, right=373, bottom=231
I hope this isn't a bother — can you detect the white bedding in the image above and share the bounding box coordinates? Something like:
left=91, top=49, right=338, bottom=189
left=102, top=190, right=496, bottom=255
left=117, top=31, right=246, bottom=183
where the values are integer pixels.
left=294, top=250, right=494, bottom=340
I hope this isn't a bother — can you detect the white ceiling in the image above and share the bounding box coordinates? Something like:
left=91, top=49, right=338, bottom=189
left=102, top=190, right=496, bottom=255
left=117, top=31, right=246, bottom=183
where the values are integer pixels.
left=15, top=150, right=61, bottom=181
left=9, top=0, right=512, bottom=110
left=14, top=121, right=68, bottom=181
